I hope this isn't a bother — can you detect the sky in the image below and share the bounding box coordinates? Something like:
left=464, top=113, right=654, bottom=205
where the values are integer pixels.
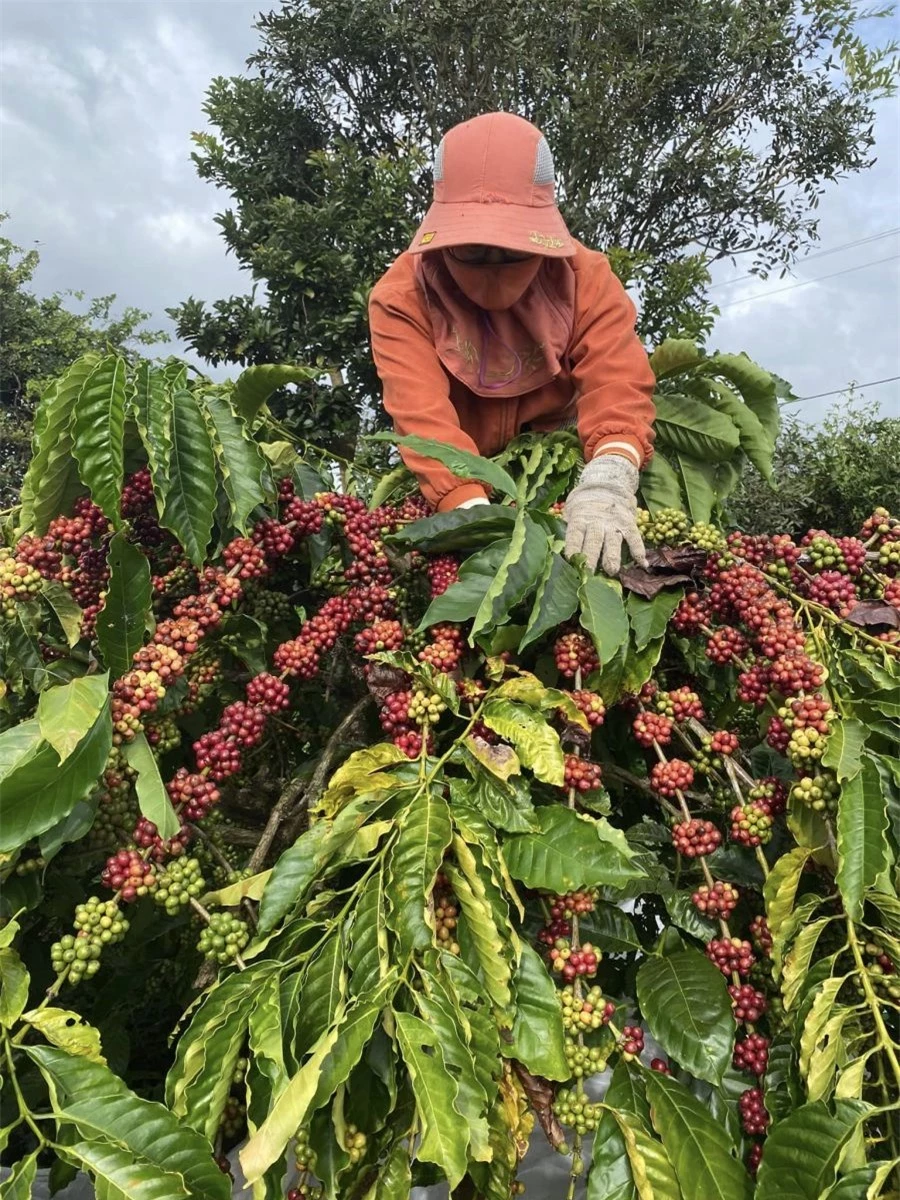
left=1, top=0, right=899, bottom=426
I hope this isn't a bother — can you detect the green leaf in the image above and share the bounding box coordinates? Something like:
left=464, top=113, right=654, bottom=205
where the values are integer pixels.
left=27, top=1045, right=230, bottom=1200
left=232, top=363, right=317, bottom=424
left=444, top=862, right=514, bottom=1015
left=580, top=576, right=629, bottom=666
left=650, top=339, right=704, bottom=379
left=94, top=533, right=152, bottom=678
left=600, top=1108, right=682, bottom=1200
left=389, top=506, right=516, bottom=553
left=471, top=513, right=548, bottom=637
left=40, top=579, right=84, bottom=648
left=639, top=451, right=683, bottom=513
left=373, top=433, right=517, bottom=499
left=361, top=1140, right=412, bottom=1198
left=386, top=789, right=453, bottom=956
left=309, top=975, right=398, bottom=1111
left=22, top=1007, right=104, bottom=1062
left=626, top=591, right=682, bottom=652
left=836, top=756, right=889, bottom=921
left=131, top=364, right=173, bottom=504
left=295, top=931, right=346, bottom=1057
left=703, top=378, right=774, bottom=482
left=580, top=902, right=643, bottom=953
left=704, top=353, right=779, bottom=444
left=394, top=1010, right=469, bottom=1188
left=503, top=807, right=643, bottom=893
left=823, top=719, right=868, bottom=783
left=520, top=551, right=581, bottom=651
left=159, top=387, right=217, bottom=567
left=653, top=394, right=740, bottom=463
left=124, top=731, right=180, bottom=841
left=588, top=1060, right=651, bottom=1200
left=0, top=1152, right=38, bottom=1199
left=57, top=1137, right=189, bottom=1200
left=0, top=707, right=112, bottom=855
left=661, top=891, right=717, bottom=942
left=21, top=357, right=99, bottom=535
left=636, top=949, right=734, bottom=1085
left=347, top=865, right=390, bottom=996
left=764, top=846, right=814, bottom=945
left=675, top=454, right=717, bottom=524
left=481, top=698, right=564, bottom=785
left=37, top=673, right=110, bottom=764
left=0, top=946, right=29, bottom=1028
left=418, top=540, right=509, bottom=627
left=451, top=767, right=537, bottom=835
left=644, top=1069, right=753, bottom=1200
left=510, top=943, right=568, bottom=1080
left=755, top=1100, right=868, bottom=1200
left=200, top=391, right=268, bottom=534
left=72, top=355, right=127, bottom=525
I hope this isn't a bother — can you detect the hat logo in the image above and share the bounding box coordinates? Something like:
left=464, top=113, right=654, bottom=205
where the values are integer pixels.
left=529, top=231, right=565, bottom=249
left=420, top=231, right=436, bottom=244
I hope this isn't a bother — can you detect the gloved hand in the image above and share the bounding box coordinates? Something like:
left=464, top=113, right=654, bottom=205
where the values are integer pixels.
left=563, top=455, right=647, bottom=575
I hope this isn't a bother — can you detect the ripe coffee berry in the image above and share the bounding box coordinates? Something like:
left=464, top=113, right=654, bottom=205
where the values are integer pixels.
left=651, top=758, right=695, bottom=797
left=619, top=1025, right=645, bottom=1059
left=554, top=632, right=599, bottom=678
left=220, top=701, right=268, bottom=747
left=251, top=517, right=295, bottom=560
left=737, top=663, right=771, bottom=708
left=549, top=941, right=600, bottom=981
left=426, top=554, right=460, bottom=597
left=710, top=729, right=740, bottom=757
left=749, top=915, right=773, bottom=956
left=665, top=686, right=706, bottom=723
left=632, top=711, right=673, bottom=748
left=569, top=690, right=605, bottom=727
left=729, top=983, right=768, bottom=1024
left=419, top=636, right=462, bottom=673
left=692, top=880, right=739, bottom=918
left=707, top=937, right=755, bottom=978
left=672, top=818, right=722, bottom=857
left=671, top=592, right=712, bottom=636
left=101, top=849, right=156, bottom=902
left=246, top=673, right=291, bottom=713
left=738, top=1087, right=770, bottom=1135
left=132, top=815, right=191, bottom=862
left=550, top=890, right=597, bottom=920
left=807, top=570, right=858, bottom=617
left=768, top=650, right=824, bottom=697
left=747, top=1143, right=764, bottom=1178
left=563, top=755, right=603, bottom=793
left=749, top=777, right=788, bottom=817
left=355, top=619, right=405, bottom=656
left=650, top=1058, right=672, bottom=1075
left=706, top=625, right=748, bottom=665
left=733, top=1034, right=770, bottom=1076
left=223, top=537, right=269, bottom=580
left=167, top=769, right=220, bottom=821
left=730, top=801, right=773, bottom=847
left=193, top=730, right=244, bottom=781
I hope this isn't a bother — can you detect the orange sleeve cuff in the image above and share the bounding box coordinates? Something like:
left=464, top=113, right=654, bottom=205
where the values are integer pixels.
left=590, top=436, right=644, bottom=468
left=435, top=483, right=490, bottom=513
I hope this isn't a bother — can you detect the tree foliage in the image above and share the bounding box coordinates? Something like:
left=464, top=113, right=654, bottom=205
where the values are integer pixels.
left=1, top=348, right=899, bottom=1197
left=0, top=217, right=166, bottom=505
left=170, top=0, right=898, bottom=447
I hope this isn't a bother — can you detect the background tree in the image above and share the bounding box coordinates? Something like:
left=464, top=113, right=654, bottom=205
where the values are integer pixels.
left=170, top=0, right=897, bottom=451
left=0, top=218, right=166, bottom=505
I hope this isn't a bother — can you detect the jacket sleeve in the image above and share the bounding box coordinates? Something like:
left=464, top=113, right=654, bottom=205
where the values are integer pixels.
left=368, top=284, right=489, bottom=511
left=569, top=255, right=656, bottom=467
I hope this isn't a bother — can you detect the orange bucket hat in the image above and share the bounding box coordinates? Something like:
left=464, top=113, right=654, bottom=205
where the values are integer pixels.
left=409, top=112, right=575, bottom=258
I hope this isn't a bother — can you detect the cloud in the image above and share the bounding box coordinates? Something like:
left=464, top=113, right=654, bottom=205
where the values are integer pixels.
left=1, top=0, right=898, bottom=413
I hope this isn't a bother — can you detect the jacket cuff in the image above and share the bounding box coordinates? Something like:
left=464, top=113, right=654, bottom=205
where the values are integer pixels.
left=589, top=436, right=643, bottom=468
left=436, top=482, right=490, bottom=513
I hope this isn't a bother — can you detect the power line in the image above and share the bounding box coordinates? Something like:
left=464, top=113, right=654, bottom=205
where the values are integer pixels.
left=718, top=251, right=900, bottom=308
left=795, top=375, right=900, bottom=403
left=709, top=227, right=900, bottom=289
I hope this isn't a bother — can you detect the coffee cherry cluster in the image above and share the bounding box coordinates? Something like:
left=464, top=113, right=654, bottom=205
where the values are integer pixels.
left=549, top=941, right=600, bottom=981
left=737, top=662, right=771, bottom=708
left=706, top=625, right=748, bottom=665
left=651, top=759, right=695, bottom=797
left=246, top=672, right=291, bottom=713
left=407, top=687, right=446, bottom=726
left=733, top=1034, right=770, bottom=1076
left=632, top=711, right=673, bottom=747
left=749, top=915, right=773, bottom=956
left=132, top=814, right=192, bottom=862
left=0, top=550, right=43, bottom=617
left=671, top=818, right=722, bottom=857
left=354, top=619, right=405, bottom=656
left=790, top=770, right=840, bottom=814
left=550, top=890, right=597, bottom=920
left=559, top=984, right=614, bottom=1032
left=553, top=1088, right=602, bottom=1134
left=730, top=801, right=773, bottom=847
left=554, top=632, right=599, bottom=678
left=427, top=554, right=460, bottom=597
left=167, top=769, right=220, bottom=821
left=749, top=777, right=788, bottom=817
left=709, top=730, right=740, bottom=757
left=563, top=1037, right=607, bottom=1079
left=671, top=591, right=712, bottom=636
left=101, top=849, right=157, bottom=902
left=707, top=937, right=755, bottom=978
left=619, top=1025, right=644, bottom=1060
left=691, top=880, right=739, bottom=918
left=419, top=624, right=465, bottom=672
left=777, top=695, right=834, bottom=766
left=222, top=537, right=269, bottom=580
left=569, top=690, right=605, bottom=727
left=645, top=507, right=690, bottom=546
left=729, top=983, right=768, bottom=1024
left=50, top=897, right=129, bottom=982
left=563, top=754, right=603, bottom=793
left=434, top=890, right=460, bottom=954
left=738, top=1087, right=770, bottom=1135
left=154, top=857, right=205, bottom=915
left=197, top=911, right=250, bottom=963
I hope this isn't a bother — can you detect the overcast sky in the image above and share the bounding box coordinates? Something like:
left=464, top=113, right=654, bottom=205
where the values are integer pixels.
left=2, top=0, right=899, bottom=425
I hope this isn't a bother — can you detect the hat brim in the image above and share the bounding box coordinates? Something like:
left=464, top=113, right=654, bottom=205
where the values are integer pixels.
left=408, top=200, right=575, bottom=257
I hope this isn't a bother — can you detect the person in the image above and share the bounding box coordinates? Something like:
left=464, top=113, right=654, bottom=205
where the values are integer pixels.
left=368, top=111, right=656, bottom=576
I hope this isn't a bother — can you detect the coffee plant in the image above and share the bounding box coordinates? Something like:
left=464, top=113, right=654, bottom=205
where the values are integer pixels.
left=0, top=345, right=898, bottom=1199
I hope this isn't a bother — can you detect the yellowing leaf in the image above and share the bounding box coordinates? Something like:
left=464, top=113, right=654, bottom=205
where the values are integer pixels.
left=24, top=1007, right=105, bottom=1063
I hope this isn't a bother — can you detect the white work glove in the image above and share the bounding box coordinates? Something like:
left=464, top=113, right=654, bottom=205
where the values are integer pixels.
left=456, top=497, right=490, bottom=509
left=563, top=455, right=647, bottom=576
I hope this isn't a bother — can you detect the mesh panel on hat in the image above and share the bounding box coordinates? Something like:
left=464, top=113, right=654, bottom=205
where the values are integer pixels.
left=533, top=137, right=555, bottom=185
left=433, top=138, right=445, bottom=182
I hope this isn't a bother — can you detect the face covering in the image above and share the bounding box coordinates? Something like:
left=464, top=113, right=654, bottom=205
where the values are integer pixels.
left=442, top=253, right=543, bottom=311
left=414, top=250, right=576, bottom=398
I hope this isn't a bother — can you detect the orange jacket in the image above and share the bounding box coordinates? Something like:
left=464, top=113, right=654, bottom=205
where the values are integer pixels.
left=368, top=244, right=656, bottom=511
